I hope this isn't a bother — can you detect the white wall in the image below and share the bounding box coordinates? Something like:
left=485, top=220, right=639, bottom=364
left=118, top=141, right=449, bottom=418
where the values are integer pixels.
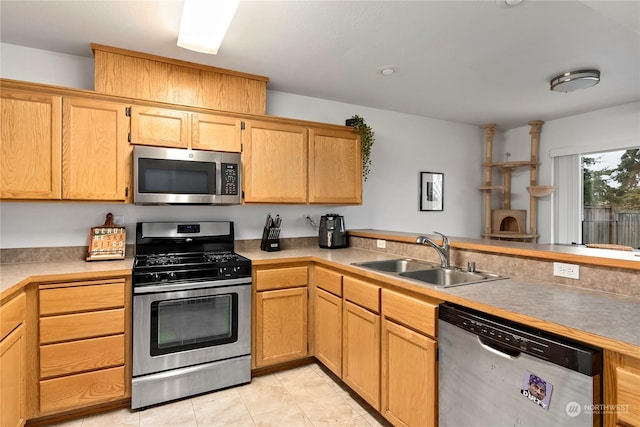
left=0, top=43, right=482, bottom=248
left=501, top=103, right=640, bottom=243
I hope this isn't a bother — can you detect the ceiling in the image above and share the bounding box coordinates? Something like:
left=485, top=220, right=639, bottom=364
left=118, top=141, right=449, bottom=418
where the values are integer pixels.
left=1, top=0, right=639, bottom=130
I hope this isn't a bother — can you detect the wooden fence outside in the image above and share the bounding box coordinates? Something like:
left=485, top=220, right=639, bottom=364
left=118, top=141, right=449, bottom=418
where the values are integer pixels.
left=582, top=206, right=640, bottom=249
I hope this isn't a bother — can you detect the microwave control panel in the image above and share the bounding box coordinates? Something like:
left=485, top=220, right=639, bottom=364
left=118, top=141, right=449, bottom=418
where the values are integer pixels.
left=221, top=163, right=239, bottom=195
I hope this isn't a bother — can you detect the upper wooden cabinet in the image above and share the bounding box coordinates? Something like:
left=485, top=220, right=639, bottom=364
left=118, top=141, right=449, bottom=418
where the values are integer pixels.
left=129, top=106, right=243, bottom=153
left=309, top=127, right=362, bottom=204
left=243, top=119, right=362, bottom=204
left=62, top=98, right=129, bottom=201
left=1, top=89, right=62, bottom=200
left=92, top=43, right=268, bottom=115
left=243, top=120, right=308, bottom=203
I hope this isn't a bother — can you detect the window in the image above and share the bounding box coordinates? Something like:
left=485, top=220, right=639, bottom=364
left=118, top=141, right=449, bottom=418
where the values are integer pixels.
left=552, top=146, right=640, bottom=249
left=582, top=148, right=640, bottom=248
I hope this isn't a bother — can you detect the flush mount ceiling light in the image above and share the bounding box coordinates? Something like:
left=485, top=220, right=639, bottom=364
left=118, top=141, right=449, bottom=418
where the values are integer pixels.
left=550, top=69, right=601, bottom=93
left=495, top=0, right=526, bottom=8
left=177, top=0, right=239, bottom=54
left=376, top=65, right=398, bottom=76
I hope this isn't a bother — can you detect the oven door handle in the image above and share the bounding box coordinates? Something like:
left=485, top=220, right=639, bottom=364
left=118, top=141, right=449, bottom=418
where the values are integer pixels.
left=134, top=278, right=251, bottom=294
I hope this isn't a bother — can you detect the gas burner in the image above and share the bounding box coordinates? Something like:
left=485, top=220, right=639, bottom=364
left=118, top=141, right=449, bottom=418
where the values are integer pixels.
left=203, top=251, right=236, bottom=263
left=146, top=254, right=181, bottom=266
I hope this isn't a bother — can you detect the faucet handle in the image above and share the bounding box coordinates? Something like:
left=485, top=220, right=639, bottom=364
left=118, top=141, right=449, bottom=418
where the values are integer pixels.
left=433, top=231, right=449, bottom=248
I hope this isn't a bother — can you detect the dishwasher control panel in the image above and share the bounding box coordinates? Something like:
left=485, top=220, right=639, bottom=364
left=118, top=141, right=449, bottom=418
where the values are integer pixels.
left=439, top=303, right=601, bottom=375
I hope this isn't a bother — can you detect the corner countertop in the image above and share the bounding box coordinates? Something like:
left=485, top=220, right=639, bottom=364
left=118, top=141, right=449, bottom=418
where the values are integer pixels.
left=239, top=247, right=640, bottom=357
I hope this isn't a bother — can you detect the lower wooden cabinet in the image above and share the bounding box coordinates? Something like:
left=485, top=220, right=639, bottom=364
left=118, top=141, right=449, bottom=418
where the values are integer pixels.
left=381, top=318, right=437, bottom=427
left=38, top=278, right=128, bottom=415
left=604, top=349, right=640, bottom=427
left=254, top=265, right=309, bottom=368
left=343, top=300, right=380, bottom=410
left=314, top=288, right=342, bottom=376
left=381, top=289, right=439, bottom=427
left=1, top=292, right=26, bottom=427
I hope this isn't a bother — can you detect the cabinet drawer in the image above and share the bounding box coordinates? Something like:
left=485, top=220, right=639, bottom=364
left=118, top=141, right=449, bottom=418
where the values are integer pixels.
left=256, top=266, right=308, bottom=291
left=343, top=276, right=380, bottom=313
left=40, top=366, right=125, bottom=414
left=40, top=335, right=124, bottom=379
left=40, top=308, right=125, bottom=344
left=315, top=266, right=342, bottom=296
left=381, top=289, right=439, bottom=337
left=1, top=292, right=25, bottom=341
left=40, top=280, right=125, bottom=315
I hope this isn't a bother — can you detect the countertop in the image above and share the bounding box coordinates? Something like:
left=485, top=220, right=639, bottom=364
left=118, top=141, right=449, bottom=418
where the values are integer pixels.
left=2, top=246, right=638, bottom=357
left=0, top=258, right=133, bottom=298
left=239, top=247, right=640, bottom=356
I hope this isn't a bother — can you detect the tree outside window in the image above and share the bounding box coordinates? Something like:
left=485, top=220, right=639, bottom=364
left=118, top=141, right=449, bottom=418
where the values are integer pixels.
left=582, top=148, right=640, bottom=248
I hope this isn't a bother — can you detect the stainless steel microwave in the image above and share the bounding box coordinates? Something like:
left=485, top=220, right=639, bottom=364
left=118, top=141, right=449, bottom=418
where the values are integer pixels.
left=133, top=146, right=242, bottom=205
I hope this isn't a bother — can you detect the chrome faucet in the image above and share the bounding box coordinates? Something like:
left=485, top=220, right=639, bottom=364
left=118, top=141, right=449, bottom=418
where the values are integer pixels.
left=416, top=232, right=450, bottom=268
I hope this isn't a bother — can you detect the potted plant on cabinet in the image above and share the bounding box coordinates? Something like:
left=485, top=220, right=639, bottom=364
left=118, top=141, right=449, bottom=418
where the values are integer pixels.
left=346, top=115, right=375, bottom=181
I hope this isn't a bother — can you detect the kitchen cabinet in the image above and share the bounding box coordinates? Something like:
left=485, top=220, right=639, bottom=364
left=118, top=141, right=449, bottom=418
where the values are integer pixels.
left=308, top=127, right=362, bottom=204
left=604, top=350, right=640, bottom=427
left=243, top=119, right=362, bottom=204
left=381, top=289, right=440, bottom=427
left=62, top=98, right=129, bottom=201
left=1, top=89, right=62, bottom=200
left=342, top=276, right=381, bottom=410
left=253, top=265, right=309, bottom=368
left=313, top=266, right=343, bottom=377
left=243, top=120, right=308, bottom=203
left=129, top=106, right=242, bottom=152
left=38, top=278, right=128, bottom=415
left=0, top=292, right=26, bottom=427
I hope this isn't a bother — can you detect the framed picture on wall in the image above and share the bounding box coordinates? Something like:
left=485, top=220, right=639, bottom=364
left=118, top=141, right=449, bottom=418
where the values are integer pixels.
left=420, top=172, right=444, bottom=211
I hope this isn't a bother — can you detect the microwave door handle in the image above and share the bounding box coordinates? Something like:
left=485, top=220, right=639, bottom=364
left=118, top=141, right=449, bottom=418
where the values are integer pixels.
left=215, top=162, right=222, bottom=197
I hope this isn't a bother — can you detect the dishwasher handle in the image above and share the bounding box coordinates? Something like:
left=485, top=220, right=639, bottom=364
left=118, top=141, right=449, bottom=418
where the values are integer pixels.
left=477, top=337, right=521, bottom=360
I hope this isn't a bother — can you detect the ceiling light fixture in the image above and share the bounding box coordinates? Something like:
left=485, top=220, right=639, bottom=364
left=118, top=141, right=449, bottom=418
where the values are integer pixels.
left=177, top=0, right=239, bottom=54
left=376, top=66, right=398, bottom=76
left=550, top=69, right=601, bottom=93
left=495, top=0, right=526, bottom=8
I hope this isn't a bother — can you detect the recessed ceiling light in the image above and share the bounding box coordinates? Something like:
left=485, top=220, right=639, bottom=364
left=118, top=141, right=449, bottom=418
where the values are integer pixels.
left=495, top=0, right=526, bottom=8
left=177, top=0, right=239, bottom=54
left=376, top=66, right=398, bottom=76
left=550, top=69, right=601, bottom=93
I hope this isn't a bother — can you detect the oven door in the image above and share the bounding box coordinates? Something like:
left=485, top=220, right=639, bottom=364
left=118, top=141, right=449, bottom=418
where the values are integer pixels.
left=133, top=281, right=250, bottom=377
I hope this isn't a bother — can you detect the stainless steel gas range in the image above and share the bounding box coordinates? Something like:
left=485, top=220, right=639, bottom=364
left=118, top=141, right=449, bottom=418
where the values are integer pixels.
left=131, top=221, right=251, bottom=410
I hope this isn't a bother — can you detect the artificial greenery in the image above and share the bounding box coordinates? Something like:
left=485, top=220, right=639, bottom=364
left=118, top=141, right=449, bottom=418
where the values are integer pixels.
left=347, top=115, right=375, bottom=181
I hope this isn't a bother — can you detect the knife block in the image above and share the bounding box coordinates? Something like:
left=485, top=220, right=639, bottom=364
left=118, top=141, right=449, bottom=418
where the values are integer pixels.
left=260, top=226, right=281, bottom=252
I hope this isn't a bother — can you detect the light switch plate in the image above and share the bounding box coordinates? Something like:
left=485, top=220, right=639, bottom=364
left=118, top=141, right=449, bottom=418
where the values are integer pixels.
left=376, top=239, right=386, bottom=249
left=553, top=262, right=579, bottom=279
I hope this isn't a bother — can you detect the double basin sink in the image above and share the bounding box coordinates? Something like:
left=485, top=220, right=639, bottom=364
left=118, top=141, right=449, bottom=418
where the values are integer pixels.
left=352, top=258, right=506, bottom=288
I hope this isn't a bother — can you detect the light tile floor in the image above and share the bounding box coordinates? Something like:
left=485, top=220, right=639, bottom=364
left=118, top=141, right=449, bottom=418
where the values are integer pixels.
left=50, top=363, right=393, bottom=427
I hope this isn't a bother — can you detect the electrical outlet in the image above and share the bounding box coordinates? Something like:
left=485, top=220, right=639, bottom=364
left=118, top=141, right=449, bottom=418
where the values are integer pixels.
left=113, top=215, right=124, bottom=226
left=376, top=239, right=386, bottom=249
left=553, top=262, right=579, bottom=279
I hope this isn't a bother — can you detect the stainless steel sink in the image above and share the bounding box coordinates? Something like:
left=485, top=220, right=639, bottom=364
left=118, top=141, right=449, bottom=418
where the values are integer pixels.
left=399, top=268, right=505, bottom=287
left=352, top=258, right=507, bottom=288
left=352, top=258, right=438, bottom=273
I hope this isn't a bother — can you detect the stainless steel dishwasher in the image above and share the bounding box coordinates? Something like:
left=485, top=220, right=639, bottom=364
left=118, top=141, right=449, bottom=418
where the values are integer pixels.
left=438, top=303, right=602, bottom=427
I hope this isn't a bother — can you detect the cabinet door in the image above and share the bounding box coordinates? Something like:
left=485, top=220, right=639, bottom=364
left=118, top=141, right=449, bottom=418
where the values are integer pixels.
left=604, top=350, right=640, bottom=427
left=1, top=89, right=62, bottom=199
left=308, top=127, right=362, bottom=204
left=0, top=325, right=25, bottom=427
left=192, top=113, right=242, bottom=152
left=62, top=98, right=129, bottom=200
left=243, top=120, right=308, bottom=203
left=255, top=287, right=308, bottom=367
left=314, top=288, right=342, bottom=377
left=343, top=300, right=380, bottom=410
left=129, top=105, right=190, bottom=148
left=381, top=318, right=437, bottom=427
